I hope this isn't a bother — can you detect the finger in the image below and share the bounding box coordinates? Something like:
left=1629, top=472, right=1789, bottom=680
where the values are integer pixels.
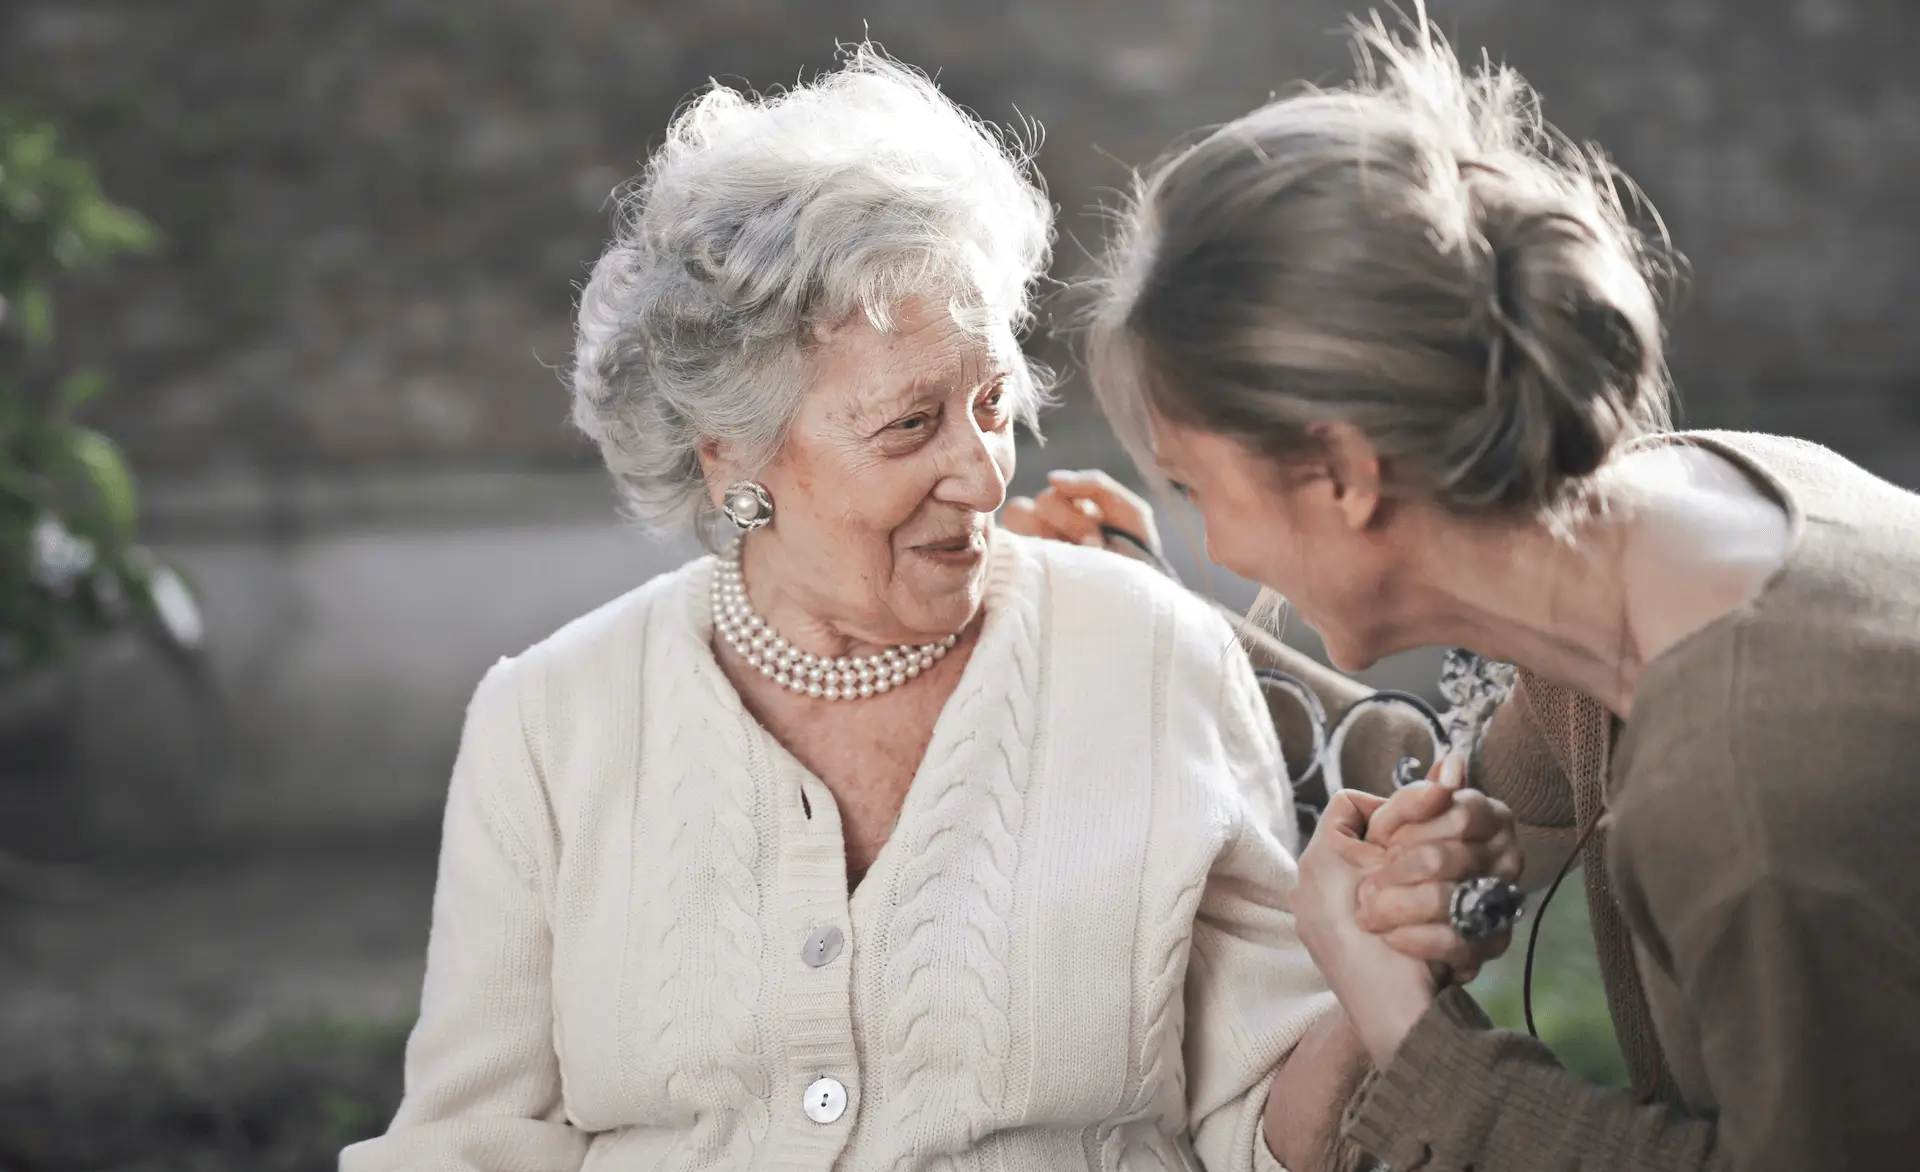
left=1438, top=828, right=1528, bottom=886
left=1375, top=839, right=1509, bottom=887
left=1000, top=497, right=1062, bottom=541
left=1488, top=828, right=1526, bottom=885
left=1440, top=955, right=1491, bottom=985
left=1032, top=488, right=1105, bottom=546
left=1320, top=833, right=1390, bottom=873
left=1318, top=789, right=1390, bottom=840
left=1435, top=750, right=1468, bottom=791
left=1048, top=469, right=1157, bottom=545
left=1299, top=791, right=1391, bottom=885
left=1382, top=923, right=1513, bottom=970
left=1387, top=790, right=1513, bottom=848
left=1353, top=878, right=1451, bottom=935
left=1364, top=781, right=1453, bottom=846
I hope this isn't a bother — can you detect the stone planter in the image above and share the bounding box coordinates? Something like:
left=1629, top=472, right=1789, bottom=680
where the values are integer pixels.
left=0, top=634, right=216, bottom=862
left=0, top=663, right=89, bottom=861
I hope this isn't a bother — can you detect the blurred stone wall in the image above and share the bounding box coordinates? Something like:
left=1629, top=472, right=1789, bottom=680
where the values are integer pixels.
left=3, top=0, right=1916, bottom=853
left=5, top=0, right=1918, bottom=482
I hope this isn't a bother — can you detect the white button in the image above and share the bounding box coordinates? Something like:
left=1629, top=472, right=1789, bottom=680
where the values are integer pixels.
left=803, top=1076, right=848, bottom=1124
left=802, top=925, right=843, bottom=967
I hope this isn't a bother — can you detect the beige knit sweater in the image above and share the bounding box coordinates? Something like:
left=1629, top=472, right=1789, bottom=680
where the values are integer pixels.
left=1341, top=432, right=1920, bottom=1170
left=339, top=533, right=1332, bottom=1172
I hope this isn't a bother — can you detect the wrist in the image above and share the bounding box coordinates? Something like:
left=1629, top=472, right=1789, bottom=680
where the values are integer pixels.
left=1262, top=1006, right=1370, bottom=1172
left=1349, top=970, right=1437, bottom=1068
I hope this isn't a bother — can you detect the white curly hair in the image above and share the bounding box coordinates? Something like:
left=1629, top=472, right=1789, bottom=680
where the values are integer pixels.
left=570, top=43, right=1055, bottom=537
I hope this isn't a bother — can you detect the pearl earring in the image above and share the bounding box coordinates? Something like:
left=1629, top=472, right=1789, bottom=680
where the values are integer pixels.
left=721, top=481, right=773, bottom=531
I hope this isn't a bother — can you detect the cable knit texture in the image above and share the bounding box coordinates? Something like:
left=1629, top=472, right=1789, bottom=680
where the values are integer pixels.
left=874, top=552, right=1038, bottom=1167
left=340, top=533, right=1331, bottom=1172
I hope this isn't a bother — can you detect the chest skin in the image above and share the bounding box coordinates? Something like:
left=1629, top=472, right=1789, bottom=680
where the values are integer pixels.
left=716, top=628, right=980, bottom=887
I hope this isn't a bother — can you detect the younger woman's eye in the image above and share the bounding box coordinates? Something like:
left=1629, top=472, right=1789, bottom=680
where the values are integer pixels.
left=1168, top=480, right=1193, bottom=500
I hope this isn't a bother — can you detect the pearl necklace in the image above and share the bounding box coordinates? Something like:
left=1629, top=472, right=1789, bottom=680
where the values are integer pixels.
left=711, top=544, right=958, bottom=701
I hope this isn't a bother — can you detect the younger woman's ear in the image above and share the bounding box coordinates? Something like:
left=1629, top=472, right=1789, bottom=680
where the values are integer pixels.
left=1308, top=421, right=1386, bottom=531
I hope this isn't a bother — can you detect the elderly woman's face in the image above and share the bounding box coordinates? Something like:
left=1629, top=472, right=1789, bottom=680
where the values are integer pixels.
left=726, top=297, right=1018, bottom=644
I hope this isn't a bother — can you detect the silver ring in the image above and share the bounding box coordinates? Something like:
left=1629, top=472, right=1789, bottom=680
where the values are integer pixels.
left=1450, top=876, right=1525, bottom=941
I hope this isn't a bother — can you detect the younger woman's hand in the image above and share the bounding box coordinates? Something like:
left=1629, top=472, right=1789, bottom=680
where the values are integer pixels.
left=1002, top=469, right=1162, bottom=563
left=1355, top=753, right=1525, bottom=982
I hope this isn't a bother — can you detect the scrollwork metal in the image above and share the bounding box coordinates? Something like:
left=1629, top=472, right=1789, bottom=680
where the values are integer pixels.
left=1255, top=649, right=1515, bottom=843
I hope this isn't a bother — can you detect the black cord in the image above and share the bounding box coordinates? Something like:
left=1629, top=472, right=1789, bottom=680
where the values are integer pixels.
left=1098, top=524, right=1181, bottom=583
left=1522, top=815, right=1603, bottom=1038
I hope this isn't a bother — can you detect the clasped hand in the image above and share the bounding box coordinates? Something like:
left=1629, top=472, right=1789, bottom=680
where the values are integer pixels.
left=1292, top=754, right=1523, bottom=1067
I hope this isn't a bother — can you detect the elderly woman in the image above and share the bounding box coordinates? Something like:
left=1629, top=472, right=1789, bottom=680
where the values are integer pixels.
left=1068, top=12, right=1920, bottom=1172
left=339, top=48, right=1468, bottom=1172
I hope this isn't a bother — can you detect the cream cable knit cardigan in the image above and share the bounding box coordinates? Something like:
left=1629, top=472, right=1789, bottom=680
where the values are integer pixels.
left=340, top=534, right=1333, bottom=1172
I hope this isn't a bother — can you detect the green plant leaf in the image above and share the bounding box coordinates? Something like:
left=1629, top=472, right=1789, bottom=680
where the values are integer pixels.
left=68, top=427, right=137, bottom=539
left=58, top=368, right=109, bottom=412
left=73, top=198, right=158, bottom=256
left=8, top=121, right=57, bottom=170
left=16, top=280, right=53, bottom=346
left=0, top=107, right=188, bottom=676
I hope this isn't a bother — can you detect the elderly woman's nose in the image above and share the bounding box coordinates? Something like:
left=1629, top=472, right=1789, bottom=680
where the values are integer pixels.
left=938, top=424, right=1010, bottom=511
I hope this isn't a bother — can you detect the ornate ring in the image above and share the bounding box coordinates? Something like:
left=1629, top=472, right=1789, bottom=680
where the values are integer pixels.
left=1450, top=876, right=1526, bottom=941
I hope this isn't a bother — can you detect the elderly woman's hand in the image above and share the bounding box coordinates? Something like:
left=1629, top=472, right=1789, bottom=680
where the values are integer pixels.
left=1003, top=469, right=1163, bottom=564
left=1294, top=754, right=1524, bottom=1068
left=1355, top=754, right=1525, bottom=983
left=1293, top=788, right=1441, bottom=1068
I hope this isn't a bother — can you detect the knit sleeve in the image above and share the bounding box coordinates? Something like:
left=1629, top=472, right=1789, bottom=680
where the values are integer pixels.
left=1471, top=674, right=1579, bottom=830
left=1342, top=987, right=1724, bottom=1171
left=340, top=659, right=591, bottom=1172
left=1218, top=619, right=1301, bottom=859
left=1186, top=806, right=1340, bottom=1172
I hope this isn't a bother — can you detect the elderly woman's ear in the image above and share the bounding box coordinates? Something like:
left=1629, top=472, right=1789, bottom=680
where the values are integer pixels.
left=696, top=437, right=730, bottom=509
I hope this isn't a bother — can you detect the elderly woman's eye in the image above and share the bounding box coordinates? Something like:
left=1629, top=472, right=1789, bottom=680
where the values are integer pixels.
left=892, top=412, right=931, bottom=432
left=975, top=382, right=1010, bottom=422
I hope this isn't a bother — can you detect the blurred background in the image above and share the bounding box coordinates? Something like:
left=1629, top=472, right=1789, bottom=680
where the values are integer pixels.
left=1, top=0, right=1914, bottom=1166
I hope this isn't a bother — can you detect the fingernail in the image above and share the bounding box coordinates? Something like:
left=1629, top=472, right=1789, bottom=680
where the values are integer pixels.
left=1081, top=533, right=1105, bottom=547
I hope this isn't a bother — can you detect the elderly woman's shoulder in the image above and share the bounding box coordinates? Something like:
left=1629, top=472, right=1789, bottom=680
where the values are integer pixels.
left=1011, top=533, right=1240, bottom=654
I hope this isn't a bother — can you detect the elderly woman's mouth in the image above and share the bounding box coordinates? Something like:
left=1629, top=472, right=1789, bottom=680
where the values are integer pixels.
left=910, top=532, right=989, bottom=564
